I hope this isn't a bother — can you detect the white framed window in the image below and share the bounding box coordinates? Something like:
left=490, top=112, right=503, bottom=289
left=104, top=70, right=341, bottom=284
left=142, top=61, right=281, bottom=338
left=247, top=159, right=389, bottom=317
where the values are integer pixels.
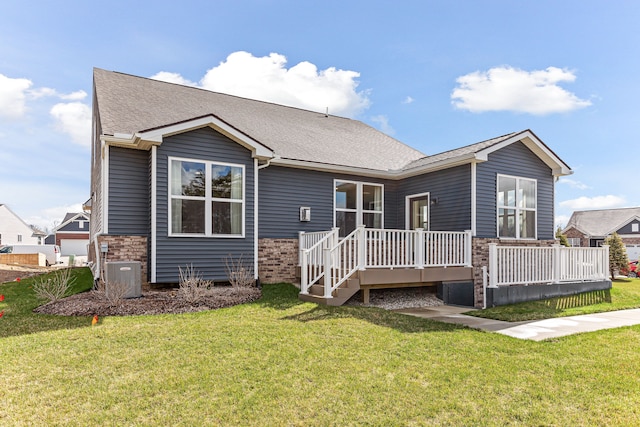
left=632, top=223, right=639, bottom=233
left=78, top=221, right=85, bottom=229
left=17, top=234, right=22, bottom=242
left=567, top=237, right=581, bottom=247
left=497, top=174, right=536, bottom=239
left=334, top=180, right=383, bottom=237
left=169, top=157, right=245, bottom=237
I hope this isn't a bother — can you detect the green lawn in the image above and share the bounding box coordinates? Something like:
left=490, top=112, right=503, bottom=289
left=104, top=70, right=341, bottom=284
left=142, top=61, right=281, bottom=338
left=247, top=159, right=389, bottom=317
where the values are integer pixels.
left=469, top=278, right=640, bottom=322
left=2, top=270, right=640, bottom=425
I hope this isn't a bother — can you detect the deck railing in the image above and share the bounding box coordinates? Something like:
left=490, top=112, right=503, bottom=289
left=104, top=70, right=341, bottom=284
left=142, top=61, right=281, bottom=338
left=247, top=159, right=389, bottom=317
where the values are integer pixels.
left=299, top=227, right=472, bottom=299
left=488, top=243, right=609, bottom=288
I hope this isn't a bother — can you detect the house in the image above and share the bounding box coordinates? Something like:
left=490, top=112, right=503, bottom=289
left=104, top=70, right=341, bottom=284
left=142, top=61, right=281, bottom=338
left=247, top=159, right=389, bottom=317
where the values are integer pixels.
left=45, top=212, right=90, bottom=256
left=0, top=204, right=44, bottom=246
left=89, top=68, right=606, bottom=308
left=563, top=207, right=640, bottom=260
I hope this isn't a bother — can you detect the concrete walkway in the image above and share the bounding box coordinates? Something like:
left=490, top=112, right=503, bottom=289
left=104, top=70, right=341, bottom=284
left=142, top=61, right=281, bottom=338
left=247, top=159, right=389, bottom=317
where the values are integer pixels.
left=393, top=305, right=640, bottom=341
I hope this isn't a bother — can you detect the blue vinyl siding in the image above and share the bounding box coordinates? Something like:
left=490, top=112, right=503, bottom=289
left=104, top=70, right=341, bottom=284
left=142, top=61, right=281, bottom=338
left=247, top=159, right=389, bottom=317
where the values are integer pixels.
left=108, top=147, right=150, bottom=235
left=476, top=142, right=554, bottom=239
left=617, top=219, right=640, bottom=235
left=154, top=127, right=255, bottom=283
left=258, top=166, right=396, bottom=238
left=397, top=165, right=472, bottom=231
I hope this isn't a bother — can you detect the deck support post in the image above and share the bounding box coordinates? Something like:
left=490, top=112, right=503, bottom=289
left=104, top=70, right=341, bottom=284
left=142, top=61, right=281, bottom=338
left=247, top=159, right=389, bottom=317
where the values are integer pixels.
left=552, top=244, right=561, bottom=283
left=464, top=230, right=472, bottom=267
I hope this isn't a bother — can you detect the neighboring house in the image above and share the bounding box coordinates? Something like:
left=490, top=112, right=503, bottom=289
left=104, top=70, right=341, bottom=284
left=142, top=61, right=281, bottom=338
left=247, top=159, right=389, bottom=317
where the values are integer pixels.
left=0, top=204, right=43, bottom=246
left=563, top=207, right=640, bottom=260
left=89, top=68, right=579, bottom=307
left=46, top=212, right=90, bottom=256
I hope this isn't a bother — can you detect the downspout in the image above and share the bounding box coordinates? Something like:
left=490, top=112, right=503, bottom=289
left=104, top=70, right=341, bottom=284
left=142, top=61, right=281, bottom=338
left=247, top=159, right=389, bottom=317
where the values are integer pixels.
left=255, top=158, right=273, bottom=283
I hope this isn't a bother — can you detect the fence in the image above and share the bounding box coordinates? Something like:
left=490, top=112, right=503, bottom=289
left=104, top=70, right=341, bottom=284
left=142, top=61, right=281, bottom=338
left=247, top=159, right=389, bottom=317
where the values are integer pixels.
left=488, top=243, right=609, bottom=288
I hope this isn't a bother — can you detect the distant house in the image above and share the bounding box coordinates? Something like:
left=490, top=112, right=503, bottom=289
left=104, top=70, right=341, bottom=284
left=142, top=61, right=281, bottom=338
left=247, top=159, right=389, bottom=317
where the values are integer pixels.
left=563, top=207, right=640, bottom=260
left=84, top=67, right=598, bottom=308
left=46, top=212, right=90, bottom=256
left=0, top=204, right=43, bottom=246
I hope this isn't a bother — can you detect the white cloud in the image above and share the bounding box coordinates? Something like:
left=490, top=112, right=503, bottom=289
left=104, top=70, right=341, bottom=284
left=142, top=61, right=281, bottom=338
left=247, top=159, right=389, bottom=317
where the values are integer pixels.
left=152, top=51, right=371, bottom=117
left=558, top=177, right=590, bottom=190
left=0, top=73, right=32, bottom=119
left=50, top=102, right=92, bottom=147
left=29, top=87, right=88, bottom=101
left=555, top=214, right=571, bottom=230
left=402, top=96, right=414, bottom=104
left=370, top=115, right=395, bottom=135
left=150, top=71, right=198, bottom=87
left=60, top=90, right=88, bottom=101
left=451, top=66, right=592, bottom=115
left=559, top=195, right=626, bottom=210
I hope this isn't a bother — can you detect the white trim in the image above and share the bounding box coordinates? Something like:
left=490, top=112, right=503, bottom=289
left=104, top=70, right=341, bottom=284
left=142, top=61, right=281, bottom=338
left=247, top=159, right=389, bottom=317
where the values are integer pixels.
left=103, top=115, right=274, bottom=159
left=254, top=159, right=259, bottom=280
left=103, top=143, right=109, bottom=234
left=167, top=156, right=246, bottom=238
left=404, top=192, right=430, bottom=231
left=471, top=162, right=477, bottom=236
left=496, top=174, right=537, bottom=240
left=151, top=146, right=157, bottom=283
left=333, top=179, right=384, bottom=235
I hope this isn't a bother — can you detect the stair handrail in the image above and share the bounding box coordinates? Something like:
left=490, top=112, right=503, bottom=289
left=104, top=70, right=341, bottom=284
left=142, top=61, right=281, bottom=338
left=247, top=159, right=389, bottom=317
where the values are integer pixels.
left=324, top=225, right=364, bottom=298
left=300, top=228, right=339, bottom=294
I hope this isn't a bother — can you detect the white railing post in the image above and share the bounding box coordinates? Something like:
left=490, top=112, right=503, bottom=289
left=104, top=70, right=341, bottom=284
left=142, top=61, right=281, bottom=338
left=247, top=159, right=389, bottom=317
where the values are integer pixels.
left=300, top=250, right=309, bottom=294
left=464, top=230, right=473, bottom=267
left=415, top=228, right=424, bottom=269
left=602, top=244, right=610, bottom=280
left=357, top=225, right=367, bottom=270
left=323, top=247, right=333, bottom=299
left=488, top=243, right=498, bottom=288
left=482, top=266, right=488, bottom=309
left=298, top=231, right=305, bottom=267
left=552, top=244, right=561, bottom=283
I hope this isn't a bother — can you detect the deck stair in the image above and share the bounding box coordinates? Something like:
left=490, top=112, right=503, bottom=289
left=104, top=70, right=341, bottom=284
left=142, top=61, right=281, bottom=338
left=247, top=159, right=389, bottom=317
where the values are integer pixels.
left=299, top=276, right=360, bottom=306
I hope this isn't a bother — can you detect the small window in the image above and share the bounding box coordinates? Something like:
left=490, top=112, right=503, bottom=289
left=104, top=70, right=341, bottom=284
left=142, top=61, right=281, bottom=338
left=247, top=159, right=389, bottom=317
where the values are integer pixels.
left=632, top=223, right=639, bottom=233
left=567, top=238, right=581, bottom=247
left=78, top=221, right=85, bottom=229
left=17, top=234, right=22, bottom=242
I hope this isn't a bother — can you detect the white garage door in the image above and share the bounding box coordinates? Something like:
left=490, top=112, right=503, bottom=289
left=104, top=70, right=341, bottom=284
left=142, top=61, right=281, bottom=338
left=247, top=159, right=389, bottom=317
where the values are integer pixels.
left=60, top=239, right=89, bottom=256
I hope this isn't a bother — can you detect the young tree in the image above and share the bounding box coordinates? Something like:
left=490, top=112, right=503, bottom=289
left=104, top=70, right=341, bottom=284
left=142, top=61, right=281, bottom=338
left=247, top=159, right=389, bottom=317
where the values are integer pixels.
left=604, top=232, right=629, bottom=280
left=556, top=226, right=571, bottom=247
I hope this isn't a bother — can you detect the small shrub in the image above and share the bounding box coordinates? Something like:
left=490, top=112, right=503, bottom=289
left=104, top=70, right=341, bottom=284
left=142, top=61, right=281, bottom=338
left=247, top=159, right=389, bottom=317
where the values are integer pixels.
left=178, top=264, right=212, bottom=304
left=225, top=255, right=255, bottom=288
left=32, top=268, right=76, bottom=303
left=102, top=281, right=132, bottom=306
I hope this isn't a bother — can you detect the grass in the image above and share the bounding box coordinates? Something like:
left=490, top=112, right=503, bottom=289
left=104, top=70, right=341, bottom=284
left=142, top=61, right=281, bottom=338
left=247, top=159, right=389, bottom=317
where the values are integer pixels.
left=1, top=270, right=640, bottom=425
left=468, top=278, right=640, bottom=322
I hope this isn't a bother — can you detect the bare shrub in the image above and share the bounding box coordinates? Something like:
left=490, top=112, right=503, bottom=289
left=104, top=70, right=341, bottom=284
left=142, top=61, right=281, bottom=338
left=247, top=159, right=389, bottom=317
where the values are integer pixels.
left=178, top=264, right=213, bottom=304
left=32, top=268, right=76, bottom=303
left=225, top=255, right=255, bottom=288
left=104, top=281, right=132, bottom=306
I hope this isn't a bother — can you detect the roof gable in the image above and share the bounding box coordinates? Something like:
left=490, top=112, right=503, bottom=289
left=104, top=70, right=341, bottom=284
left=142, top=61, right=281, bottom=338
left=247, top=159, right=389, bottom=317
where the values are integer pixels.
left=564, top=207, right=640, bottom=237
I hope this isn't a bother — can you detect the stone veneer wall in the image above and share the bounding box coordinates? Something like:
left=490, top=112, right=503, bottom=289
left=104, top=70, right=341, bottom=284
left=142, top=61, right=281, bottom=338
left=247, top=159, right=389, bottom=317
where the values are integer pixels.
left=95, top=235, right=148, bottom=285
left=471, top=238, right=557, bottom=308
left=258, top=238, right=299, bottom=283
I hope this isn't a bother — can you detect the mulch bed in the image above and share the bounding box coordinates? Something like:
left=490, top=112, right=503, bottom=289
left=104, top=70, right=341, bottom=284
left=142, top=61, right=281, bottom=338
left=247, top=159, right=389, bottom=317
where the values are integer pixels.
left=33, top=287, right=262, bottom=316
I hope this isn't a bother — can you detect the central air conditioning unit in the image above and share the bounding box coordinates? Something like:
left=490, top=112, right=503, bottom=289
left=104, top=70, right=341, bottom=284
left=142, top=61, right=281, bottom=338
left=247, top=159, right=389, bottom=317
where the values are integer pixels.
left=104, top=261, right=142, bottom=298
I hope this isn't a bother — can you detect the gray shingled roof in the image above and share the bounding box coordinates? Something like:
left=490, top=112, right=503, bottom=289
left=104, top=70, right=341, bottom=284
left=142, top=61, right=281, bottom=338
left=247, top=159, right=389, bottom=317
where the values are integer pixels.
left=94, top=68, right=426, bottom=171
left=402, top=132, right=519, bottom=170
left=565, top=207, right=640, bottom=236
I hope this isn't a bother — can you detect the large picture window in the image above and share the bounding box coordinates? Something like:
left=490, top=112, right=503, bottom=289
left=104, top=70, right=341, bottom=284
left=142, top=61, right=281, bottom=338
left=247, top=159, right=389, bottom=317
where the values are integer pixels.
left=497, top=175, right=536, bottom=239
left=169, top=157, right=244, bottom=237
left=334, top=180, right=383, bottom=237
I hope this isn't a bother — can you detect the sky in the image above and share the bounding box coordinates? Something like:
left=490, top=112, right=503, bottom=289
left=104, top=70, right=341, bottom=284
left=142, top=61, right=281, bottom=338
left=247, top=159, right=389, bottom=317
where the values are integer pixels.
left=1, top=0, right=639, bottom=232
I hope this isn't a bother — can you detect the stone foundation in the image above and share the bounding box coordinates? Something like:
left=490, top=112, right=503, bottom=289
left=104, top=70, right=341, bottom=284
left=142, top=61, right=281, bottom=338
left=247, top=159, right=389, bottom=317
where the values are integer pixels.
left=89, top=235, right=148, bottom=284
left=257, top=238, right=299, bottom=283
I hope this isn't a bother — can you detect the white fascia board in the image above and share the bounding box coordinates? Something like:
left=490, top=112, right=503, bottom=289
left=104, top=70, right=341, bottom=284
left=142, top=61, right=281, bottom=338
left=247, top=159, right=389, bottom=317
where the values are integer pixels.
left=136, top=115, right=274, bottom=159
left=603, top=215, right=640, bottom=236
left=53, top=213, right=90, bottom=232
left=475, top=130, right=572, bottom=177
